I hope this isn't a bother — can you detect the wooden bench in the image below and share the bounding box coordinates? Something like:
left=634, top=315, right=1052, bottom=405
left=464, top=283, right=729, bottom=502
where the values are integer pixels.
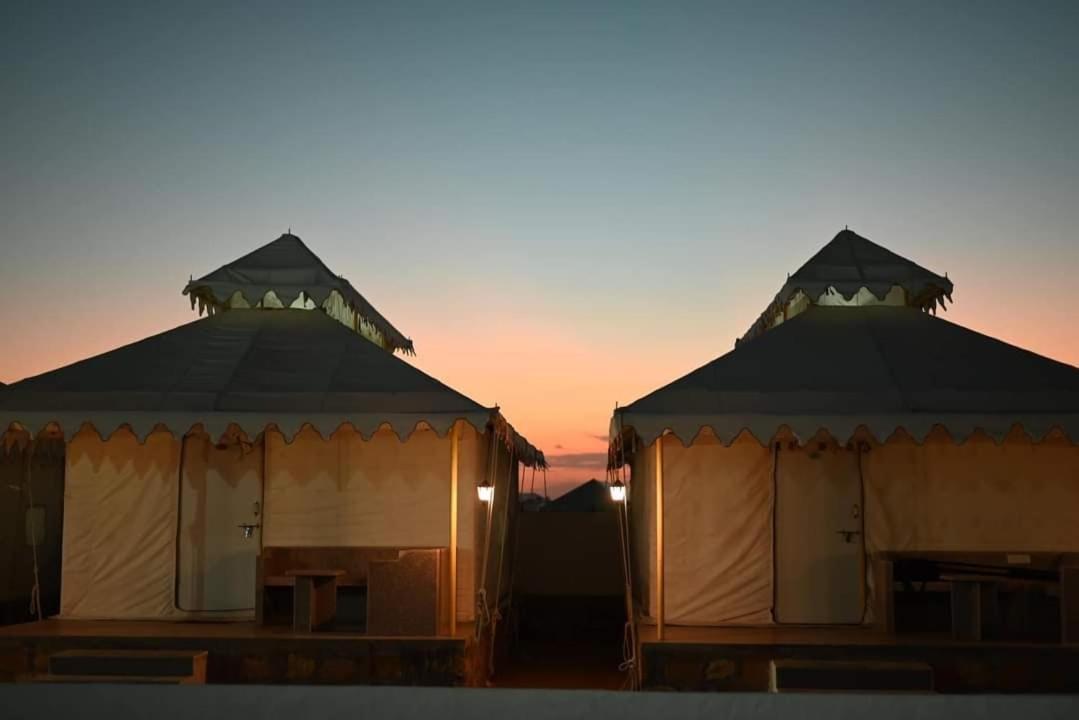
left=873, top=552, right=1079, bottom=643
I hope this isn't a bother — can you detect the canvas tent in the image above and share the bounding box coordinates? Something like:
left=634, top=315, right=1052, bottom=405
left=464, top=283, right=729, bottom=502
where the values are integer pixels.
left=184, top=233, right=415, bottom=354
left=611, top=229, right=1079, bottom=631
left=0, top=234, right=544, bottom=631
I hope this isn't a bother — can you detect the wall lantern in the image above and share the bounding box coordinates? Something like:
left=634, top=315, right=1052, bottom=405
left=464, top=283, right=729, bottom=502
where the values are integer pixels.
left=477, top=481, right=494, bottom=503
left=609, top=479, right=626, bottom=503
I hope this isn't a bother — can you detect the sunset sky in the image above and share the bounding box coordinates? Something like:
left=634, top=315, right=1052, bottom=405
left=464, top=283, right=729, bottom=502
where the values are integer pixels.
left=3, top=1, right=1077, bottom=497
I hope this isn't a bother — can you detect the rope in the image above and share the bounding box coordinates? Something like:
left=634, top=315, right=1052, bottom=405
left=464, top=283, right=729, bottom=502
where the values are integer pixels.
left=474, top=588, right=491, bottom=642
left=25, top=440, right=43, bottom=621
left=474, top=430, right=499, bottom=642
left=529, top=466, right=536, bottom=496
left=614, top=412, right=640, bottom=690
left=486, top=451, right=516, bottom=681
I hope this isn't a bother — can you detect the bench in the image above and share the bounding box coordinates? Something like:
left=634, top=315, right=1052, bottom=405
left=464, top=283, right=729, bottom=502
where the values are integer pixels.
left=872, top=552, right=1079, bottom=643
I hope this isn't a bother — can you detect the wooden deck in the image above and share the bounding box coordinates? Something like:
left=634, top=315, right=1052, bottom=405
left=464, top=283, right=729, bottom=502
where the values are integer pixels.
left=0, top=619, right=482, bottom=686
left=637, top=623, right=1079, bottom=693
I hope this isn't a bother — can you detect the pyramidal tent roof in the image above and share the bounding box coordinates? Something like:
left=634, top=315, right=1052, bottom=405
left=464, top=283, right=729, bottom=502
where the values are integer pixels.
left=183, top=233, right=414, bottom=355
left=543, top=479, right=614, bottom=512
left=615, top=305, right=1079, bottom=448
left=0, top=309, right=545, bottom=467
left=739, top=229, right=954, bottom=344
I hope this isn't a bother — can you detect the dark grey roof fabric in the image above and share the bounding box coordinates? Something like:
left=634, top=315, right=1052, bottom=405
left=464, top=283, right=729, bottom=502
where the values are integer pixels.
left=544, top=479, right=614, bottom=512
left=618, top=306, right=1079, bottom=445
left=0, top=309, right=544, bottom=465
left=740, top=229, right=954, bottom=343
left=183, top=234, right=414, bottom=354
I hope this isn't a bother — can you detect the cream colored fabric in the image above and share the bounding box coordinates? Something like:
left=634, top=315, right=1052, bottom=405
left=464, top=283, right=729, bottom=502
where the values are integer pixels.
left=60, top=428, right=181, bottom=619
left=264, top=426, right=452, bottom=547
left=864, top=430, right=1079, bottom=553
left=455, top=424, right=482, bottom=622
left=262, top=423, right=484, bottom=622
left=662, top=433, right=774, bottom=625
left=615, top=306, right=1079, bottom=449
left=628, top=437, right=656, bottom=618
left=774, top=443, right=864, bottom=624
left=59, top=423, right=490, bottom=623
left=177, top=433, right=263, bottom=612
left=630, top=427, right=1079, bottom=630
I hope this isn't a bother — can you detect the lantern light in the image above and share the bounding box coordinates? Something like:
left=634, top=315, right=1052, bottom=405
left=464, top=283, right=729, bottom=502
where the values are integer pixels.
left=609, top=480, right=626, bottom=503
left=477, top=482, right=494, bottom=503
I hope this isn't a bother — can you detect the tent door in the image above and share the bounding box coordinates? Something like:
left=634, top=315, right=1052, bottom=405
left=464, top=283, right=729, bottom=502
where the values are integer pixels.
left=774, top=444, right=865, bottom=624
left=177, top=436, right=264, bottom=612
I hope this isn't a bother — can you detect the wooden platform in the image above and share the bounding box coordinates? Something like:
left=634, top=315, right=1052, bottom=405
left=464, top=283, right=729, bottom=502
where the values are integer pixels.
left=0, top=620, right=481, bottom=686
left=638, top=625, right=1079, bottom=693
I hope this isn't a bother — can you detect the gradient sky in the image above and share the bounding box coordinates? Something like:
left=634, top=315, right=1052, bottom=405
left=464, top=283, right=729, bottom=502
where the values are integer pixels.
left=3, top=1, right=1077, bottom=497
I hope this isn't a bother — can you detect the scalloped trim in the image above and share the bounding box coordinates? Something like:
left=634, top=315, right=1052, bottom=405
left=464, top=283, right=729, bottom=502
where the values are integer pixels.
left=610, top=419, right=1075, bottom=462
left=739, top=281, right=954, bottom=345
left=3, top=414, right=547, bottom=468
left=184, top=285, right=415, bottom=355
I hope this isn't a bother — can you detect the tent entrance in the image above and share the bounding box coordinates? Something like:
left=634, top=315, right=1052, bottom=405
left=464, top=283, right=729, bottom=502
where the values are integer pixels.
left=774, top=445, right=865, bottom=624
left=176, top=436, right=264, bottom=613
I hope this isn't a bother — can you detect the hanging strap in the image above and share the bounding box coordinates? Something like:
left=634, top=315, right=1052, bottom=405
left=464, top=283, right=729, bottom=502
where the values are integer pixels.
left=24, top=440, right=43, bottom=621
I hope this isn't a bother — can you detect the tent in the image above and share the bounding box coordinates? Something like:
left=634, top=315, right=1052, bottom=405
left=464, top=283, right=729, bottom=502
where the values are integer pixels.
left=183, top=232, right=415, bottom=354
left=543, top=479, right=615, bottom=513
left=611, top=229, right=1079, bottom=631
left=0, top=234, right=544, bottom=634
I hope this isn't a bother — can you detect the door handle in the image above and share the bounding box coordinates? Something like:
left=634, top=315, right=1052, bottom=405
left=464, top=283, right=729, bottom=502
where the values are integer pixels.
left=836, top=529, right=862, bottom=543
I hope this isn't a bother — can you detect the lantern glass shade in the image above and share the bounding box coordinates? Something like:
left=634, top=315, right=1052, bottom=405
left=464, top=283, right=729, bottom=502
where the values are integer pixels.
left=609, top=482, right=626, bottom=503
left=477, top=484, right=494, bottom=503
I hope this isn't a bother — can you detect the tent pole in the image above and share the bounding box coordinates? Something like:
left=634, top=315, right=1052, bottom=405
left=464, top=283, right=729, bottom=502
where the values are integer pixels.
left=655, top=436, right=665, bottom=641
left=449, top=421, right=460, bottom=637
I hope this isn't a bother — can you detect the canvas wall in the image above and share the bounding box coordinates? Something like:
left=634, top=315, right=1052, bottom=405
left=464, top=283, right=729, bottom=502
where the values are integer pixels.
left=629, top=428, right=1079, bottom=628
left=863, top=429, right=1079, bottom=553
left=59, top=423, right=491, bottom=622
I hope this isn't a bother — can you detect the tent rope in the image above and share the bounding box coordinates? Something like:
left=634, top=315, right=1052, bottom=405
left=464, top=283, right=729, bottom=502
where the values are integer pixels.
left=614, top=412, right=640, bottom=690
left=486, top=450, right=516, bottom=681
left=474, top=428, right=499, bottom=642
left=25, top=440, right=43, bottom=622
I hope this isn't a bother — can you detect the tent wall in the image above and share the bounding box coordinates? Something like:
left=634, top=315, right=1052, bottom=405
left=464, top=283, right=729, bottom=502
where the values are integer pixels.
left=177, top=433, right=264, bottom=613
left=629, top=428, right=1079, bottom=629
left=263, top=423, right=486, bottom=623
left=628, top=437, right=655, bottom=621
left=59, top=423, right=493, bottom=623
left=864, top=429, right=1079, bottom=553
left=0, top=439, right=65, bottom=624
left=632, top=433, right=774, bottom=626
left=61, top=429, right=181, bottom=619
left=477, top=438, right=518, bottom=616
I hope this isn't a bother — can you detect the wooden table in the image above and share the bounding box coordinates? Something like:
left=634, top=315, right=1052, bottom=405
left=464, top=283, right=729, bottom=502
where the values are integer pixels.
left=285, top=569, right=345, bottom=632
left=942, top=573, right=1054, bottom=641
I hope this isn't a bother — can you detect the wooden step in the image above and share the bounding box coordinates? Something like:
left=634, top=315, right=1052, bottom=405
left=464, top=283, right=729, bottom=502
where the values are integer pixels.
left=769, top=659, right=934, bottom=693
left=28, top=673, right=200, bottom=684
left=48, top=650, right=207, bottom=683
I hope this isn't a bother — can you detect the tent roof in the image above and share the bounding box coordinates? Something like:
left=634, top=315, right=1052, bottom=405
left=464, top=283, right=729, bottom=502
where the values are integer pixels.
left=739, top=229, right=954, bottom=344
left=543, top=479, right=614, bottom=513
left=0, top=308, right=545, bottom=466
left=183, top=233, right=414, bottom=354
left=616, top=305, right=1079, bottom=447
